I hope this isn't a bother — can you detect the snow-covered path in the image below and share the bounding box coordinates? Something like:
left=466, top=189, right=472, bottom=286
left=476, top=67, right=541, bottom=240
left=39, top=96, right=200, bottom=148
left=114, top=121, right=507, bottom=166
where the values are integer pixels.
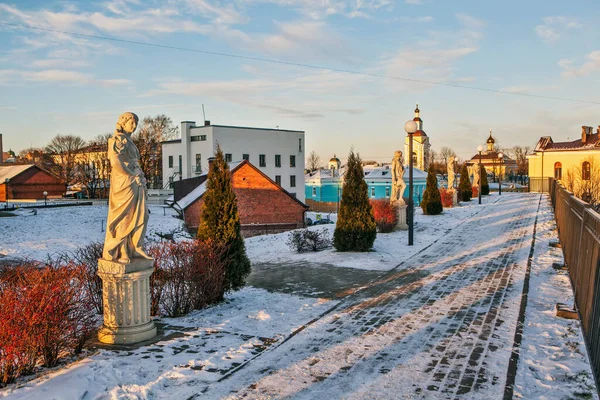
left=210, top=193, right=543, bottom=398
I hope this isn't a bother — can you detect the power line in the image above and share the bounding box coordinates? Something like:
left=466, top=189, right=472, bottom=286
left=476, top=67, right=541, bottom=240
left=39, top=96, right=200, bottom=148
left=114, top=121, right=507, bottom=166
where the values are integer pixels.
left=2, top=21, right=600, bottom=106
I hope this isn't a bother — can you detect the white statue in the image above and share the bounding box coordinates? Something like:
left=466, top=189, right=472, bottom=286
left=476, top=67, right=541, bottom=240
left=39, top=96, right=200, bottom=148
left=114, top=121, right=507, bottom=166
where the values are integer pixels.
left=102, top=112, right=152, bottom=263
left=391, top=150, right=406, bottom=204
left=447, top=155, right=456, bottom=189
left=472, top=161, right=481, bottom=188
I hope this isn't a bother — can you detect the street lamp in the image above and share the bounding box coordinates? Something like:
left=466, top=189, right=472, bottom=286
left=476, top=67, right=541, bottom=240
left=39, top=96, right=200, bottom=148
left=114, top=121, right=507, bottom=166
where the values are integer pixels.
left=477, top=145, right=483, bottom=205
left=43, top=191, right=48, bottom=207
left=404, top=119, right=418, bottom=246
left=498, top=153, right=504, bottom=196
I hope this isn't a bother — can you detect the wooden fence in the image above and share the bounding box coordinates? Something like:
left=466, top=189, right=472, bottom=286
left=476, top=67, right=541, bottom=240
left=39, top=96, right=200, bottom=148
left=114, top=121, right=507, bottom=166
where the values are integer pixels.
left=551, top=180, right=600, bottom=389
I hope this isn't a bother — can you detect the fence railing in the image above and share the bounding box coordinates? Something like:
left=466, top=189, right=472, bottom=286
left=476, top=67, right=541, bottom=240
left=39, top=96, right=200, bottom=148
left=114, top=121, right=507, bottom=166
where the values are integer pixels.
left=551, top=180, right=600, bottom=388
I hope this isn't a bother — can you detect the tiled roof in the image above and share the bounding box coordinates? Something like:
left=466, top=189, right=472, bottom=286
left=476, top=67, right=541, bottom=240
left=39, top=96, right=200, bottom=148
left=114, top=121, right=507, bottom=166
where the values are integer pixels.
left=535, top=134, right=600, bottom=152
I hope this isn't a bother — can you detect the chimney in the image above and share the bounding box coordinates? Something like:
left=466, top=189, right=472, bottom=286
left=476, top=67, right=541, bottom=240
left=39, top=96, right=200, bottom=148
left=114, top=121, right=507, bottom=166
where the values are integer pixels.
left=582, top=126, right=592, bottom=143
left=0, top=134, right=3, bottom=163
left=204, top=120, right=210, bottom=126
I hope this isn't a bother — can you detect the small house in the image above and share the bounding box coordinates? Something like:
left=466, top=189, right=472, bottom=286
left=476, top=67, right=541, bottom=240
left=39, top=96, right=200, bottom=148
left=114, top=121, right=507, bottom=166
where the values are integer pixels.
left=0, top=164, right=65, bottom=202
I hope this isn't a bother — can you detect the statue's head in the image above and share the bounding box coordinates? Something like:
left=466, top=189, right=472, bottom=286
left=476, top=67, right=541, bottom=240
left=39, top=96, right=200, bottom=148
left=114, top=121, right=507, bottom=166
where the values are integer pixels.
left=449, top=155, right=455, bottom=163
left=116, top=112, right=139, bottom=134
left=394, top=150, right=402, bottom=159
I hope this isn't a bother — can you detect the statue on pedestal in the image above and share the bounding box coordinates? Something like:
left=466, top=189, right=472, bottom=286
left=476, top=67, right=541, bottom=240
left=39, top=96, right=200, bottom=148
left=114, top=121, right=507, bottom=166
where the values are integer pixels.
left=102, top=112, right=152, bottom=263
left=97, top=112, right=156, bottom=345
left=391, top=150, right=406, bottom=205
left=447, top=156, right=456, bottom=189
left=472, top=161, right=481, bottom=187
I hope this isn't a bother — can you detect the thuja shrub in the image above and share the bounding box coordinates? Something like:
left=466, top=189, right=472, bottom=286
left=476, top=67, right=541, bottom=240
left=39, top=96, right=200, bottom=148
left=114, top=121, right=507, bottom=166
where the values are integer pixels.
left=370, top=199, right=398, bottom=233
left=0, top=262, right=97, bottom=386
left=439, top=188, right=455, bottom=208
left=421, top=166, right=443, bottom=215
left=286, top=228, right=332, bottom=253
left=148, top=240, right=228, bottom=317
left=481, top=165, right=490, bottom=196
left=458, top=165, right=472, bottom=202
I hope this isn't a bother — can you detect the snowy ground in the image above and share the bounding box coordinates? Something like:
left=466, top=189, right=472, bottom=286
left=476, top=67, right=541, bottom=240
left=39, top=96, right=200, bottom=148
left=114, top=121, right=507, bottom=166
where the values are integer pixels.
left=0, top=194, right=597, bottom=399
left=0, top=205, right=189, bottom=261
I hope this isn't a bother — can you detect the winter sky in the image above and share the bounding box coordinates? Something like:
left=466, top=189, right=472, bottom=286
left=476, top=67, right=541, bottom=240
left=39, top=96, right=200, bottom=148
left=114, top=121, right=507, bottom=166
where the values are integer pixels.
left=0, top=0, right=599, bottom=162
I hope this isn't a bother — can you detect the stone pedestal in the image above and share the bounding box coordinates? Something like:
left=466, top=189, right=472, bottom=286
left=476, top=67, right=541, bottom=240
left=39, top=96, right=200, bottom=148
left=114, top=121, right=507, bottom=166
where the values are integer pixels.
left=97, top=258, right=157, bottom=345
left=451, top=189, right=458, bottom=206
left=396, top=204, right=408, bottom=230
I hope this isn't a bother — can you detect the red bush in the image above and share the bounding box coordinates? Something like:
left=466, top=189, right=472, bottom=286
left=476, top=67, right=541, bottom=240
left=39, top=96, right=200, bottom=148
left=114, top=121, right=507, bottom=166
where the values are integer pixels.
left=0, top=262, right=97, bottom=386
left=370, top=199, right=398, bottom=233
left=148, top=240, right=228, bottom=317
left=439, top=188, right=455, bottom=208
left=472, top=186, right=479, bottom=198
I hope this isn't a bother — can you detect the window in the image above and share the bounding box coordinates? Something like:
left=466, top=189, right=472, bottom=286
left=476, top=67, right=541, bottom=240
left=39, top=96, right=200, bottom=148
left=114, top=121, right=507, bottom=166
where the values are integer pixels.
left=168, top=155, right=173, bottom=168
left=259, top=154, right=266, bottom=167
left=554, top=162, right=562, bottom=180
left=275, top=154, right=281, bottom=168
left=195, top=154, right=202, bottom=173
left=190, top=135, right=207, bottom=142
left=243, top=154, right=249, bottom=161
left=225, top=153, right=232, bottom=162
left=299, top=138, right=302, bottom=152
left=290, top=155, right=296, bottom=168
left=385, top=187, right=390, bottom=198
left=412, top=152, right=418, bottom=164
left=583, top=161, right=591, bottom=180
left=178, top=155, right=182, bottom=174
left=312, top=186, right=317, bottom=197
left=290, top=175, right=296, bottom=187
left=371, top=187, right=375, bottom=197
left=275, top=175, right=281, bottom=186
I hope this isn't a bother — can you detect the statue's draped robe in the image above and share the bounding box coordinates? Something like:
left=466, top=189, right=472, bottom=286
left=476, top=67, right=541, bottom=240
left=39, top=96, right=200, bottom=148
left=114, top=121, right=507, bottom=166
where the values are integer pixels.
left=102, top=133, right=148, bottom=261
left=391, top=158, right=406, bottom=203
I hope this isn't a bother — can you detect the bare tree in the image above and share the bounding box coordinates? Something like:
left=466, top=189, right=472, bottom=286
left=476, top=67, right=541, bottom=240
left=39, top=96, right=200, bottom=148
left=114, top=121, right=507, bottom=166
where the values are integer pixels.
left=45, top=134, right=86, bottom=185
left=567, top=156, right=600, bottom=206
left=439, top=147, right=456, bottom=164
left=132, top=115, right=179, bottom=189
left=306, top=150, right=321, bottom=172
left=511, top=146, right=531, bottom=181
left=73, top=133, right=112, bottom=198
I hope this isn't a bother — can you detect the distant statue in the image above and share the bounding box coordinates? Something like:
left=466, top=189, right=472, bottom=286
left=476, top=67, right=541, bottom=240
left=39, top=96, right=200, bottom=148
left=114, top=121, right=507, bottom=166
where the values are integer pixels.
left=472, top=161, right=481, bottom=187
left=102, top=112, right=152, bottom=263
left=447, top=156, right=456, bottom=189
left=391, top=150, right=406, bottom=205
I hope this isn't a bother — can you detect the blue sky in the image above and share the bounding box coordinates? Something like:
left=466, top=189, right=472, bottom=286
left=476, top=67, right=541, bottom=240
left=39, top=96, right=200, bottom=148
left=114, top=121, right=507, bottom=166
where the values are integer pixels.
left=1, top=0, right=599, bottom=163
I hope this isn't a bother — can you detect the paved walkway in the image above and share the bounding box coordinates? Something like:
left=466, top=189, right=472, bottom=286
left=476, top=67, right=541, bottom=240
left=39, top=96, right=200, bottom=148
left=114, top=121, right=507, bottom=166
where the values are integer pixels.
left=207, top=194, right=542, bottom=399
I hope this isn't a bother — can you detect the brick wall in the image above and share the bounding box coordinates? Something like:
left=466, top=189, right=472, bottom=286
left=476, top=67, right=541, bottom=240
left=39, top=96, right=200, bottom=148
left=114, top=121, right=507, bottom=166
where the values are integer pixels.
left=184, top=163, right=306, bottom=233
left=3, top=167, right=65, bottom=201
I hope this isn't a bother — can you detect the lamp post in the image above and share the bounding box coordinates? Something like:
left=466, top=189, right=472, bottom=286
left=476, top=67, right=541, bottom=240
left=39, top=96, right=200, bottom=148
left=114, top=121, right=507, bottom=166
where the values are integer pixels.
left=43, top=191, right=48, bottom=207
left=498, top=153, right=503, bottom=196
left=404, top=119, right=418, bottom=246
left=477, top=145, right=483, bottom=205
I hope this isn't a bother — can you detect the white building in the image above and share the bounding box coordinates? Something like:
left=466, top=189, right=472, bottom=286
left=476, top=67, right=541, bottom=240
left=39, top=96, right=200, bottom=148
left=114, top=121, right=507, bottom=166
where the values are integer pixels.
left=162, top=121, right=306, bottom=202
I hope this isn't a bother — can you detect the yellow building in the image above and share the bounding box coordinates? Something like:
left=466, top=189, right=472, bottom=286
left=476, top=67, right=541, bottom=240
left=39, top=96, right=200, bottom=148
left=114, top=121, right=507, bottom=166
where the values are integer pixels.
left=404, top=104, right=431, bottom=171
left=527, top=126, right=600, bottom=181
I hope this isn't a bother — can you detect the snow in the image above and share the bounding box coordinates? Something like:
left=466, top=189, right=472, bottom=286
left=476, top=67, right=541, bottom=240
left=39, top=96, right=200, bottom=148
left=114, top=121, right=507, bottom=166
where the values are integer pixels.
left=513, top=196, right=598, bottom=399
left=247, top=195, right=502, bottom=271
left=0, top=205, right=189, bottom=262
left=0, top=194, right=597, bottom=399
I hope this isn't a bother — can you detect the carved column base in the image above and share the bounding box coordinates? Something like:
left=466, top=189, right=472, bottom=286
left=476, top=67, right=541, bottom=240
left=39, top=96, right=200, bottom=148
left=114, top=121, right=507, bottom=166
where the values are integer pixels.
left=97, top=258, right=157, bottom=345
left=395, top=204, right=408, bottom=230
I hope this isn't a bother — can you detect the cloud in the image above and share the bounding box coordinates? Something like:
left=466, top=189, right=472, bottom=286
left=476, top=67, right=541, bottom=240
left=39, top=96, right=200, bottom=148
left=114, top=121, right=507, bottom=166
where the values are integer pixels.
left=405, top=0, right=423, bottom=4
left=0, top=69, right=131, bottom=87
left=558, top=51, right=600, bottom=77
left=535, top=16, right=581, bottom=43
left=243, top=0, right=394, bottom=20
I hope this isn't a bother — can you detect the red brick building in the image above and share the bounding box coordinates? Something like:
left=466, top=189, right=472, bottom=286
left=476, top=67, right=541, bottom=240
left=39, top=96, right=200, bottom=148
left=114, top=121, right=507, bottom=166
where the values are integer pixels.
left=0, top=165, right=65, bottom=201
left=176, top=160, right=308, bottom=236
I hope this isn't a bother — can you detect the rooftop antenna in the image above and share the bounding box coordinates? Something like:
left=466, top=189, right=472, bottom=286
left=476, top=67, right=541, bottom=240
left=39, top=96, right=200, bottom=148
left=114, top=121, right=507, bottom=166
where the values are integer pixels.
left=202, top=104, right=206, bottom=122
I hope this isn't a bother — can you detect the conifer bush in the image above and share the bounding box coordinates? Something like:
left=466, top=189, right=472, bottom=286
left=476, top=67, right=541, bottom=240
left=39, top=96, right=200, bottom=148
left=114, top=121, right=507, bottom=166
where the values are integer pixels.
left=370, top=199, right=398, bottom=233
left=198, top=145, right=251, bottom=295
left=421, top=165, right=443, bottom=215
left=458, top=165, right=472, bottom=202
left=333, top=150, right=377, bottom=251
left=481, top=164, right=490, bottom=195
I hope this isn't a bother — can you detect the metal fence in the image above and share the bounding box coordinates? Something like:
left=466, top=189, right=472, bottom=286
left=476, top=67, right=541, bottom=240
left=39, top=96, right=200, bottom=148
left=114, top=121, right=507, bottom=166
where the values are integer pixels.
left=551, top=180, right=600, bottom=388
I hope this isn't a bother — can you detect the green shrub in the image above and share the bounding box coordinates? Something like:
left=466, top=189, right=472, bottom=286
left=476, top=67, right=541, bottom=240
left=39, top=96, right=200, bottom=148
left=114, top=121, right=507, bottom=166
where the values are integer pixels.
left=333, top=149, right=377, bottom=252
left=459, top=165, right=472, bottom=202
left=421, top=165, right=443, bottom=215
